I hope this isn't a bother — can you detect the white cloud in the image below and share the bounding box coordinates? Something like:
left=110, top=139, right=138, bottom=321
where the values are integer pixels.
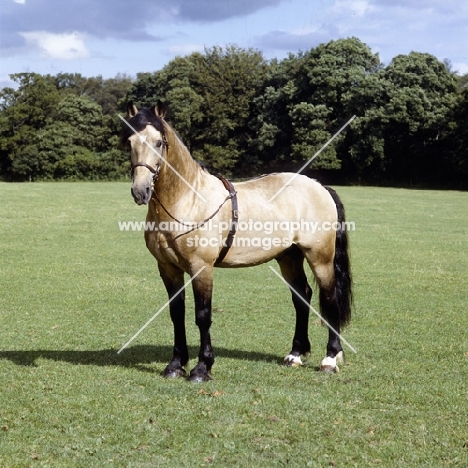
left=20, top=31, right=90, bottom=60
left=12, top=0, right=26, bottom=4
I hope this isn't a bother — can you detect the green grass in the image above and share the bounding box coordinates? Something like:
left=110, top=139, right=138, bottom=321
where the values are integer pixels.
left=1, top=182, right=467, bottom=467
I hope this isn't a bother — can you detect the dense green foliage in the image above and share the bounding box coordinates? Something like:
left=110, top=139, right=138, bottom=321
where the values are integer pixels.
left=1, top=39, right=467, bottom=187
left=0, top=73, right=132, bottom=181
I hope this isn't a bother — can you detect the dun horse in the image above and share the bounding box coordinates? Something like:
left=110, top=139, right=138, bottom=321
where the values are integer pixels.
left=122, top=102, right=352, bottom=382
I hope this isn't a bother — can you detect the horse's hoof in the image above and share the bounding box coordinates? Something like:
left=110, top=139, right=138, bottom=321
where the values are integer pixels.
left=163, top=367, right=187, bottom=379
left=284, top=354, right=303, bottom=367
left=320, top=355, right=341, bottom=373
left=188, top=372, right=212, bottom=383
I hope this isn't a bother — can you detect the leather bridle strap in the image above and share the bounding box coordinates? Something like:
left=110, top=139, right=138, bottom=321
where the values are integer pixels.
left=131, top=161, right=159, bottom=177
left=214, top=177, right=239, bottom=266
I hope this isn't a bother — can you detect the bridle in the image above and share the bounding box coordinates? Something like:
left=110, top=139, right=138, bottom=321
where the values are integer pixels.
left=131, top=161, right=160, bottom=178
left=130, top=131, right=168, bottom=183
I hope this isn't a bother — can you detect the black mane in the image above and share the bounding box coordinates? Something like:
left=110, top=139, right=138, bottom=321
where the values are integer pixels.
left=120, top=107, right=166, bottom=144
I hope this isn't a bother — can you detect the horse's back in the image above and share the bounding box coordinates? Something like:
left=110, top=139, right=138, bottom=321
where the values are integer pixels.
left=235, top=173, right=337, bottom=224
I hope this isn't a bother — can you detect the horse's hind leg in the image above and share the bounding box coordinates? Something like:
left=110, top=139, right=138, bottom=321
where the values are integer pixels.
left=309, top=186, right=352, bottom=372
left=309, top=260, right=345, bottom=373
left=277, top=246, right=312, bottom=367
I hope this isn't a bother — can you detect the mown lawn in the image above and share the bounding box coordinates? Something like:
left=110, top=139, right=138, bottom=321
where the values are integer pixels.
left=0, top=182, right=467, bottom=467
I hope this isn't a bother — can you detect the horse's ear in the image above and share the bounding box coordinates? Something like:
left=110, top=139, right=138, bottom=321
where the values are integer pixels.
left=154, top=100, right=166, bottom=119
left=127, top=102, right=138, bottom=118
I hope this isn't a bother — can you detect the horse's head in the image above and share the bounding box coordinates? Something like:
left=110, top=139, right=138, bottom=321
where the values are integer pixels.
left=122, top=102, right=167, bottom=205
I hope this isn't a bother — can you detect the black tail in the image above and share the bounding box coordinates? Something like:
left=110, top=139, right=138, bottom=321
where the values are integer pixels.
left=323, top=186, right=353, bottom=327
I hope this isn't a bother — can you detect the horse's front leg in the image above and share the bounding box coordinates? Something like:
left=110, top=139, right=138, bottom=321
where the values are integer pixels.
left=158, top=262, right=188, bottom=378
left=188, top=265, right=214, bottom=383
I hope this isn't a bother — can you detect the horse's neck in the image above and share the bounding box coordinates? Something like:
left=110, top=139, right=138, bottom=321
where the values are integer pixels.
left=155, top=130, right=205, bottom=204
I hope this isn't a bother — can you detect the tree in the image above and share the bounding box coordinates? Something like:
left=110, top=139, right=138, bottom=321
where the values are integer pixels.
left=249, top=55, right=302, bottom=170
left=251, top=38, right=382, bottom=174
left=289, top=103, right=340, bottom=169
left=450, top=89, right=468, bottom=185
left=0, top=73, right=60, bottom=180
left=127, top=56, right=206, bottom=150
left=0, top=72, right=131, bottom=181
left=378, top=52, right=459, bottom=184
left=34, top=95, right=107, bottom=179
left=458, top=73, right=468, bottom=91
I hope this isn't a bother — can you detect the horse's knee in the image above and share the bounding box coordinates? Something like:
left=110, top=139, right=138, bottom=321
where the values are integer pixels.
left=195, top=307, right=212, bottom=328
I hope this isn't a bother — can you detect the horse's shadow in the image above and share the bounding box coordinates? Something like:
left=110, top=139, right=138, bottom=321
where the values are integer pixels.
left=0, top=345, right=284, bottom=372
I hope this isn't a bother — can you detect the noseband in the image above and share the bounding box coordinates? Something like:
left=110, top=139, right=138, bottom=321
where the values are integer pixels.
left=131, top=161, right=160, bottom=182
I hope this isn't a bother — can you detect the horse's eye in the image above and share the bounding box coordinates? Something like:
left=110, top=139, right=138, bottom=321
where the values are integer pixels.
left=155, top=140, right=163, bottom=148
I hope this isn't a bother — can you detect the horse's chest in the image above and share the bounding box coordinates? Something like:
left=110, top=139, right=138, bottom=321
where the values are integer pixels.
left=145, top=231, right=180, bottom=265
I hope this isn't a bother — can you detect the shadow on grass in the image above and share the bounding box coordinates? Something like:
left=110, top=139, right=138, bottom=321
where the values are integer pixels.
left=0, top=345, right=283, bottom=371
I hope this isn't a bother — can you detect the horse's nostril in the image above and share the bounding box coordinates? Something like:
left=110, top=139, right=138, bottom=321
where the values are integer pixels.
left=130, top=184, right=152, bottom=205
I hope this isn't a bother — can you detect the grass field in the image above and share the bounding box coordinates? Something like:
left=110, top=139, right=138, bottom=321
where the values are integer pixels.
left=0, top=182, right=467, bottom=467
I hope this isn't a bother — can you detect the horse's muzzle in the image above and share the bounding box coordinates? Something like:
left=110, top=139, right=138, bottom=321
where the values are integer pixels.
left=131, top=184, right=152, bottom=205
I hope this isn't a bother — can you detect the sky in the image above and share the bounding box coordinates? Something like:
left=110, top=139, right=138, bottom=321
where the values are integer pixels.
left=1, top=0, right=467, bottom=88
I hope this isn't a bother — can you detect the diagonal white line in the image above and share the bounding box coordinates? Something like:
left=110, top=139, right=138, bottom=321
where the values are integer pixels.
left=268, top=266, right=357, bottom=354
left=268, top=115, right=356, bottom=203
left=119, top=114, right=207, bottom=202
left=117, top=266, right=206, bottom=354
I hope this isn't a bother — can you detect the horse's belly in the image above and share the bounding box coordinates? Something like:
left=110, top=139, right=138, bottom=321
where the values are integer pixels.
left=217, top=237, right=292, bottom=267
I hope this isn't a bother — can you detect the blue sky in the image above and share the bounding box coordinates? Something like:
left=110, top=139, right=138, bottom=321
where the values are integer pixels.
left=1, top=0, right=467, bottom=88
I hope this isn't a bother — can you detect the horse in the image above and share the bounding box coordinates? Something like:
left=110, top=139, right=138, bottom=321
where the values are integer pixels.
left=121, top=101, right=352, bottom=382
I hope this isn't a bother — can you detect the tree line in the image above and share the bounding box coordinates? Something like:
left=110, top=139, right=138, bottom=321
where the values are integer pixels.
left=1, top=38, right=467, bottom=188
